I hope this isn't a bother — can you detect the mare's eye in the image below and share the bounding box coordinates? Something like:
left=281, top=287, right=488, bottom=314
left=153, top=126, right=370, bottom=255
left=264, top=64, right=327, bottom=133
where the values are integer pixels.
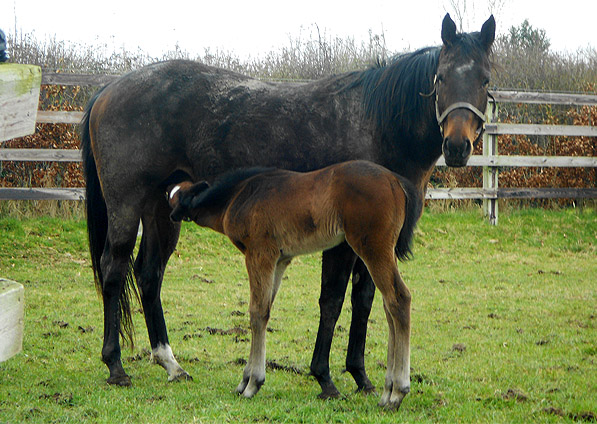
left=482, top=78, right=490, bottom=88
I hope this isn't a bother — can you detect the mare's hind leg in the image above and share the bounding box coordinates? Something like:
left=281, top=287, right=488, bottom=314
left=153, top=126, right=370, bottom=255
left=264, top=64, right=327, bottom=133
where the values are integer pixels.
left=135, top=195, right=192, bottom=382
left=310, top=242, right=357, bottom=399
left=101, top=213, right=141, bottom=386
left=346, top=259, right=376, bottom=394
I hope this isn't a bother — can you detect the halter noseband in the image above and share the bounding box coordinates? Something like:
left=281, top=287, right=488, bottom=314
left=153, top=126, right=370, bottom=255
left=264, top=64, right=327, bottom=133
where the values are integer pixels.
left=433, top=74, right=494, bottom=147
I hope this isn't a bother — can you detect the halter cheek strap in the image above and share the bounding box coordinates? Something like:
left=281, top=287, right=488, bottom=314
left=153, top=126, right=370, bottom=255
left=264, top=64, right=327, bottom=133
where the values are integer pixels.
left=434, top=75, right=492, bottom=147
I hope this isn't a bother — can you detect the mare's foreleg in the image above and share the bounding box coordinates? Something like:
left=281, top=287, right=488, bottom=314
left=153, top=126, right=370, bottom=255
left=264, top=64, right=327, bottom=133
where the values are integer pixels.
left=310, top=242, right=357, bottom=399
left=135, top=199, right=191, bottom=382
left=346, top=259, right=376, bottom=393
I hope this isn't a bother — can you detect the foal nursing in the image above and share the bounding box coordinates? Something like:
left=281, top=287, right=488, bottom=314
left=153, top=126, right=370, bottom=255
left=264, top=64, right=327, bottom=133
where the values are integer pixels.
left=168, top=160, right=423, bottom=410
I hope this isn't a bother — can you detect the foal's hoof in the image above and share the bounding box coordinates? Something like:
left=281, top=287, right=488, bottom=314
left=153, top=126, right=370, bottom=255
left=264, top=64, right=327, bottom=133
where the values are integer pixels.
left=379, top=398, right=405, bottom=411
left=169, top=371, right=193, bottom=382
left=107, top=374, right=132, bottom=387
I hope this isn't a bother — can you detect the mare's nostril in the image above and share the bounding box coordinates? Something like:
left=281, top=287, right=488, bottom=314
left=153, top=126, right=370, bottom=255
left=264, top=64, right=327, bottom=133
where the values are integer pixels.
left=443, top=137, right=451, bottom=155
left=461, top=140, right=471, bottom=158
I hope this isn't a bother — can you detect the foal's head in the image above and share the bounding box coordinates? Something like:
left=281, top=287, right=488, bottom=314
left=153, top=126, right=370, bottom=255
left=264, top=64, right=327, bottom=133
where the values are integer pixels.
left=168, top=181, right=209, bottom=222
left=436, top=14, right=495, bottom=167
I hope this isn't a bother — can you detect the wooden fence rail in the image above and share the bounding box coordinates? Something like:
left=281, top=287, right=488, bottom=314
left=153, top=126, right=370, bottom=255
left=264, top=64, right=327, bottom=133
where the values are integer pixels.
left=1, top=72, right=596, bottom=224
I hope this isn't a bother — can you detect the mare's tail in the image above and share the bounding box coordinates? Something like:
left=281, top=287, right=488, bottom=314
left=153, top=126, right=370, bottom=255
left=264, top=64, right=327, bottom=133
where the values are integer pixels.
left=395, top=175, right=424, bottom=261
left=80, top=87, right=137, bottom=347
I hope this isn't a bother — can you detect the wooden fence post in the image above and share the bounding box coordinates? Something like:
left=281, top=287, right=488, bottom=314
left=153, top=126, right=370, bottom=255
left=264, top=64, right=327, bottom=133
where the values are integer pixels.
left=0, top=63, right=42, bottom=142
left=0, top=279, right=24, bottom=362
left=483, top=101, right=499, bottom=225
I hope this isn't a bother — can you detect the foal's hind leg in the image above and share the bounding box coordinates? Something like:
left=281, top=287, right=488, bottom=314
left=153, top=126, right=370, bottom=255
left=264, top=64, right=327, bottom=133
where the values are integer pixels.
left=310, top=242, right=357, bottom=399
left=363, top=255, right=411, bottom=410
left=135, top=196, right=192, bottom=382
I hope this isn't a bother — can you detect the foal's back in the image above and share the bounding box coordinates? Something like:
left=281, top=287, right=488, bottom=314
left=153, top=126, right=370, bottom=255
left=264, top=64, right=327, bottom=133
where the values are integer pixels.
left=222, top=160, right=409, bottom=258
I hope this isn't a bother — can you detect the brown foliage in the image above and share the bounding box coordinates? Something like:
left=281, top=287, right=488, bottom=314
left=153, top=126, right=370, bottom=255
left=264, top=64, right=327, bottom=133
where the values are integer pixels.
left=2, top=83, right=595, bottom=209
left=432, top=98, right=596, bottom=207
left=0, top=85, right=84, bottom=189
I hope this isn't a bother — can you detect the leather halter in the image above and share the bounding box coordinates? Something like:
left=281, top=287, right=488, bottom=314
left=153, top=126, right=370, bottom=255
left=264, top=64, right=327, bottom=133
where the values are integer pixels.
left=433, top=74, right=493, bottom=147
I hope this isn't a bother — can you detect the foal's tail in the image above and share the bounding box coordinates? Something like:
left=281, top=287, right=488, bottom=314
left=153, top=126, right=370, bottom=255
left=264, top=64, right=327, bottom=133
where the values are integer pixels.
left=80, top=87, right=137, bottom=347
left=395, top=175, right=424, bottom=261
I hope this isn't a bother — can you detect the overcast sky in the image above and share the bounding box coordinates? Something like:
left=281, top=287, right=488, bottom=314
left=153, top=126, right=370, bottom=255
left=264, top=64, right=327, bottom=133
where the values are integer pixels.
left=3, top=0, right=596, bottom=59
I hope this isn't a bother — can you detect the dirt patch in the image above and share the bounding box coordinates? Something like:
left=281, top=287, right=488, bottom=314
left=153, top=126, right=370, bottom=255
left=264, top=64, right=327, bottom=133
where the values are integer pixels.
left=204, top=326, right=247, bottom=336
left=501, top=388, right=528, bottom=402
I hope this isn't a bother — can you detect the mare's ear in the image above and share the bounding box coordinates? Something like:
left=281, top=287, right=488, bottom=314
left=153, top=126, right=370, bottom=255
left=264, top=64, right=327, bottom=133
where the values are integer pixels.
left=441, top=13, right=458, bottom=47
left=480, top=15, right=496, bottom=51
left=169, top=181, right=210, bottom=222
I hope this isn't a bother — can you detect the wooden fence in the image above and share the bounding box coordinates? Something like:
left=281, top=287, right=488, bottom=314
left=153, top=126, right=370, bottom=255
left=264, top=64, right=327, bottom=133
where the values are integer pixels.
left=1, top=72, right=596, bottom=225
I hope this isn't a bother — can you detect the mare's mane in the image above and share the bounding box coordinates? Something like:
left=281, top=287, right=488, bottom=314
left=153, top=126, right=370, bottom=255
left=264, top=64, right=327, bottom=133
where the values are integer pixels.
left=352, top=32, right=494, bottom=138
left=351, top=47, right=441, bottom=136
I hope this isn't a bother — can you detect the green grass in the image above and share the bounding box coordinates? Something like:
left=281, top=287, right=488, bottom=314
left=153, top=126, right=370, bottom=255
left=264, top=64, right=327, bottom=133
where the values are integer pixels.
left=1, top=208, right=596, bottom=423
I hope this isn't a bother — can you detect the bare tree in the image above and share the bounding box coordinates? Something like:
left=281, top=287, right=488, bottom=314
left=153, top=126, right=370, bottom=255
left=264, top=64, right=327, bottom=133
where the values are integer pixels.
left=446, top=0, right=508, bottom=31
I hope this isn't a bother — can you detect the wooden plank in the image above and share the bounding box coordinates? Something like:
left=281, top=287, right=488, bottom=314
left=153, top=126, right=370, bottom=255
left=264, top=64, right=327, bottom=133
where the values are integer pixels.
left=485, top=123, right=597, bottom=137
left=0, top=64, right=42, bottom=142
left=437, top=155, right=597, bottom=167
left=0, top=148, right=82, bottom=162
left=1, top=149, right=594, bottom=169
left=490, top=90, right=597, bottom=106
left=0, top=187, right=85, bottom=201
left=0, top=279, right=24, bottom=362
left=425, top=187, right=597, bottom=200
left=41, top=72, right=119, bottom=86
left=425, top=188, right=498, bottom=200
left=1, top=186, right=594, bottom=201
left=498, top=188, right=597, bottom=199
left=35, top=110, right=84, bottom=125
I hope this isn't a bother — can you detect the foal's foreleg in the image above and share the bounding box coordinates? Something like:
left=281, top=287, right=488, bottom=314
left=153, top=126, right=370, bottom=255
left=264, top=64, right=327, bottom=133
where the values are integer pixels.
left=236, top=252, right=277, bottom=398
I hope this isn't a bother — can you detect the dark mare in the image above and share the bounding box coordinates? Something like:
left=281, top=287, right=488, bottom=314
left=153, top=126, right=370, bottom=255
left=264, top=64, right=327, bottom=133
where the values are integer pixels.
left=167, top=160, right=423, bottom=409
left=80, top=14, right=495, bottom=399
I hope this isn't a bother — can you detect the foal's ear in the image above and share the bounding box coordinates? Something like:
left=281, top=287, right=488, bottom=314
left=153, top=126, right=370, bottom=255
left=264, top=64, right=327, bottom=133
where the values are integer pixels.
left=441, top=13, right=458, bottom=47
left=480, top=15, right=496, bottom=51
left=169, top=181, right=210, bottom=222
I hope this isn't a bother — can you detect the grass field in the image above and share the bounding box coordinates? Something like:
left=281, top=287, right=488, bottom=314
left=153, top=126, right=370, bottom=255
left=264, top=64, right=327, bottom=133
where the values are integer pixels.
left=0, top=208, right=595, bottom=423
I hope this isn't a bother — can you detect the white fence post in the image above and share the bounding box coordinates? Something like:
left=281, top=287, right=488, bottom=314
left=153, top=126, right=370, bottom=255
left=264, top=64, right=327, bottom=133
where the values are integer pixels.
left=483, top=101, right=499, bottom=225
left=0, top=279, right=24, bottom=362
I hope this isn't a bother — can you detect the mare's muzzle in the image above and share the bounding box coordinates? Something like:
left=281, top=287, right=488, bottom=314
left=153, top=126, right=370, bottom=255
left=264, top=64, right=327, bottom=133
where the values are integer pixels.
left=436, top=101, right=487, bottom=167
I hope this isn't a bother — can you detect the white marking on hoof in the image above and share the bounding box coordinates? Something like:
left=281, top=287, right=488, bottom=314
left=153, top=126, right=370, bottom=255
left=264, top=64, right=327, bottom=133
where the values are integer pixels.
left=151, top=343, right=188, bottom=381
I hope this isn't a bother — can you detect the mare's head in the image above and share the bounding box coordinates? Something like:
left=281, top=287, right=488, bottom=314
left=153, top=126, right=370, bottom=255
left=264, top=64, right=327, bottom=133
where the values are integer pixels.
left=436, top=13, right=495, bottom=167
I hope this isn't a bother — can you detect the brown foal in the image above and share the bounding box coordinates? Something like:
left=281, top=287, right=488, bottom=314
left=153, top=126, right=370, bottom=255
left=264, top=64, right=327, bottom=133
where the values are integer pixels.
left=168, top=160, right=423, bottom=410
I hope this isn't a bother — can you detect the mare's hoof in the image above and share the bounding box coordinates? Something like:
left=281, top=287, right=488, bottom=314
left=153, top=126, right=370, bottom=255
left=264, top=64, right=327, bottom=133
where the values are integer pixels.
left=356, top=385, right=377, bottom=395
left=170, top=371, right=193, bottom=382
left=107, top=374, right=131, bottom=387
left=317, top=388, right=341, bottom=400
